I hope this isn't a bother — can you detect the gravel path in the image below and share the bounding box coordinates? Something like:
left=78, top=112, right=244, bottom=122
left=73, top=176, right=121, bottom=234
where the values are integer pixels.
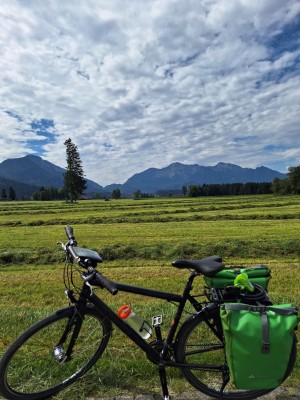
left=87, top=386, right=300, bottom=400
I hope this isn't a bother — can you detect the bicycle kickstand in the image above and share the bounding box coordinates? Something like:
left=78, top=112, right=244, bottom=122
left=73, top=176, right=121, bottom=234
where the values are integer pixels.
left=158, top=364, right=170, bottom=400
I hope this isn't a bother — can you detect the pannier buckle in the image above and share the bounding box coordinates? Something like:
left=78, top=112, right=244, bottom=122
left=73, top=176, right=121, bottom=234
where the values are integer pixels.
left=261, top=340, right=270, bottom=353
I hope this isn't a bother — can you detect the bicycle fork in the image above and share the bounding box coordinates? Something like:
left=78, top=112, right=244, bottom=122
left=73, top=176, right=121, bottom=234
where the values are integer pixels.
left=52, top=308, right=84, bottom=363
left=53, top=290, right=87, bottom=364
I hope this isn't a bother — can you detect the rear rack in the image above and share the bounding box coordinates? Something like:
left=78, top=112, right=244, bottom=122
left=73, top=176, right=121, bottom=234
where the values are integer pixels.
left=209, top=287, right=239, bottom=303
left=209, top=284, right=272, bottom=305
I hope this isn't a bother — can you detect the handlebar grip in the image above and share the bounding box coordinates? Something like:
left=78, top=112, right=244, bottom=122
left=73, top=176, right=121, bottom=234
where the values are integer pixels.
left=95, top=272, right=118, bottom=296
left=65, top=225, right=75, bottom=240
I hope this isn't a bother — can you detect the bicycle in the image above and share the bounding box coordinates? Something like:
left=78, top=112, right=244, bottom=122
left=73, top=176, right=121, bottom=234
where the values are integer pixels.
left=0, top=226, right=297, bottom=400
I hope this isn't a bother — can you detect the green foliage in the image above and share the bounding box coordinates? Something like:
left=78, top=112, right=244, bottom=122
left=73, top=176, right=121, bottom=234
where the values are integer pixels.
left=188, top=184, right=199, bottom=197
left=133, top=189, right=142, bottom=199
left=111, top=188, right=121, bottom=199
left=64, top=138, right=87, bottom=202
left=288, top=166, right=300, bottom=194
left=272, top=164, right=300, bottom=195
left=8, top=186, right=16, bottom=200
left=33, top=186, right=66, bottom=201
left=188, top=182, right=273, bottom=196
left=1, top=188, right=7, bottom=199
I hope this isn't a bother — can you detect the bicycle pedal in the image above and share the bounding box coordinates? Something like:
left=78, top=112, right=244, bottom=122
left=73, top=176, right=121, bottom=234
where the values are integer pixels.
left=152, top=315, right=163, bottom=327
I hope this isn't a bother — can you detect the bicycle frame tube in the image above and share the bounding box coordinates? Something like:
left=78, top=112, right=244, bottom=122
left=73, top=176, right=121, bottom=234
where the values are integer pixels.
left=89, top=292, right=162, bottom=364
left=87, top=271, right=201, bottom=366
left=111, top=282, right=183, bottom=301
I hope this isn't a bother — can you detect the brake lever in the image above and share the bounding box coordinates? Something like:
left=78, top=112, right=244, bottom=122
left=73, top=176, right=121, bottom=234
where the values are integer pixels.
left=82, top=270, right=96, bottom=282
left=57, top=241, right=67, bottom=252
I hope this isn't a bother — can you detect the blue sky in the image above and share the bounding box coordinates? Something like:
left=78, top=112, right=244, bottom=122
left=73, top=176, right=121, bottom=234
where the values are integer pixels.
left=0, top=0, right=299, bottom=186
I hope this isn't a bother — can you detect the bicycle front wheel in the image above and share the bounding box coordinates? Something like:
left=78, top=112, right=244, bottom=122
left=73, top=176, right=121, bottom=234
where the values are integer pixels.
left=175, top=309, right=272, bottom=399
left=0, top=306, right=112, bottom=400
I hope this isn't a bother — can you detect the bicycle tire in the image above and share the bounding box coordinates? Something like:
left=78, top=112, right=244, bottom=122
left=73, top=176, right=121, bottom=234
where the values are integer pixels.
left=174, top=307, right=297, bottom=399
left=0, top=305, right=112, bottom=400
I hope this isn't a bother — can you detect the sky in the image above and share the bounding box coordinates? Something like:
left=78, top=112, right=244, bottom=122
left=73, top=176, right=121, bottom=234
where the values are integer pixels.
left=0, top=0, right=299, bottom=186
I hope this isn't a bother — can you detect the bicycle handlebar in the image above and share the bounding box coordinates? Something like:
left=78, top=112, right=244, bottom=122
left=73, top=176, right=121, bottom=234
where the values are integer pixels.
left=93, top=272, right=118, bottom=295
left=65, top=225, right=77, bottom=246
left=65, top=225, right=75, bottom=240
left=63, top=225, right=118, bottom=295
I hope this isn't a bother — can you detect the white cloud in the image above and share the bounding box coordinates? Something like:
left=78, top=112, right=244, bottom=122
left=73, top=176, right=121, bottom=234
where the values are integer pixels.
left=0, top=0, right=299, bottom=185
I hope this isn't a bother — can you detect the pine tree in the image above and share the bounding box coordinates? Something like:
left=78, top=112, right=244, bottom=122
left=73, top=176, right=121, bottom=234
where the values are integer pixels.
left=8, top=186, right=16, bottom=200
left=64, top=138, right=87, bottom=202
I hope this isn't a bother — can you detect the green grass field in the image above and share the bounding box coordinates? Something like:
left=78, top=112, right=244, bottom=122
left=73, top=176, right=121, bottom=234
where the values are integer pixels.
left=0, top=195, right=299, bottom=399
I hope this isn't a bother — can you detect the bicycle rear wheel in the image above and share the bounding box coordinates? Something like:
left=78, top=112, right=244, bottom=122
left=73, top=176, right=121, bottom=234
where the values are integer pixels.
left=0, top=306, right=112, bottom=400
left=175, top=308, right=273, bottom=399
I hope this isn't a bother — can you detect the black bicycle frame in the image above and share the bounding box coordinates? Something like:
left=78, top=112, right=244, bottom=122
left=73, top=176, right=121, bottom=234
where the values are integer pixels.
left=84, top=270, right=204, bottom=367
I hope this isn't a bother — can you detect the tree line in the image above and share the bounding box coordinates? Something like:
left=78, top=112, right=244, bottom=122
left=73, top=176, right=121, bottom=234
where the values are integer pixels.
left=31, top=164, right=300, bottom=201
left=182, top=181, right=272, bottom=197
left=0, top=187, right=16, bottom=201
left=32, top=186, right=66, bottom=201
left=272, top=166, right=300, bottom=194
left=182, top=166, right=300, bottom=197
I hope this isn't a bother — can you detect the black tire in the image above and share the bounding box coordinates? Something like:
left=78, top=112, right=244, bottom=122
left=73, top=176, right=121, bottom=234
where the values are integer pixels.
left=175, top=308, right=292, bottom=399
left=0, top=306, right=112, bottom=400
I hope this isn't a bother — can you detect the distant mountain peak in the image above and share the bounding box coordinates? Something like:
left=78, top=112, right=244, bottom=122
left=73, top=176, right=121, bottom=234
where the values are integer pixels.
left=108, top=162, right=286, bottom=194
left=214, top=162, right=240, bottom=169
left=216, top=162, right=230, bottom=166
left=24, top=154, right=40, bottom=159
left=0, top=155, right=105, bottom=196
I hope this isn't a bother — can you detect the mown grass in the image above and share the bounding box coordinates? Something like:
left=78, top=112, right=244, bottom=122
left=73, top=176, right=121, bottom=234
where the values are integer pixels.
left=1, top=219, right=300, bottom=265
left=0, top=195, right=299, bottom=398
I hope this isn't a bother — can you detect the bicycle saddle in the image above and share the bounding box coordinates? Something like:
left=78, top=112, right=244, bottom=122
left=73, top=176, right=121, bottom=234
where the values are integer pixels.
left=172, top=255, right=224, bottom=277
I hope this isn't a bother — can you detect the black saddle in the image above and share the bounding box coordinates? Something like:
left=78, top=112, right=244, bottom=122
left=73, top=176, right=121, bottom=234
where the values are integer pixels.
left=172, top=255, right=224, bottom=277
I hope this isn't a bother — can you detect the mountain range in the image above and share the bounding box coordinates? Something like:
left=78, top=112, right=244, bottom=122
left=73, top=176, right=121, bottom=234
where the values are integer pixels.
left=107, top=162, right=287, bottom=194
left=0, top=155, right=106, bottom=198
left=0, top=155, right=287, bottom=198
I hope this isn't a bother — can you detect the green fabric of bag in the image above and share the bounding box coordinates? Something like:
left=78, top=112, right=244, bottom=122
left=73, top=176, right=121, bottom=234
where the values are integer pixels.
left=220, top=303, right=298, bottom=390
left=204, top=265, right=271, bottom=289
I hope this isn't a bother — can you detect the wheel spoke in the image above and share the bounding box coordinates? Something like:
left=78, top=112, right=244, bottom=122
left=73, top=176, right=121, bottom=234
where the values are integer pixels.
left=185, top=343, right=223, bottom=356
left=175, top=312, right=272, bottom=399
left=0, top=307, right=111, bottom=399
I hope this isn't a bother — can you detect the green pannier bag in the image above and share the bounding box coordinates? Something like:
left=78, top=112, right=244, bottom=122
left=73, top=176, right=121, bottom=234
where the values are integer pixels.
left=204, top=265, right=271, bottom=290
left=220, top=303, right=299, bottom=390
